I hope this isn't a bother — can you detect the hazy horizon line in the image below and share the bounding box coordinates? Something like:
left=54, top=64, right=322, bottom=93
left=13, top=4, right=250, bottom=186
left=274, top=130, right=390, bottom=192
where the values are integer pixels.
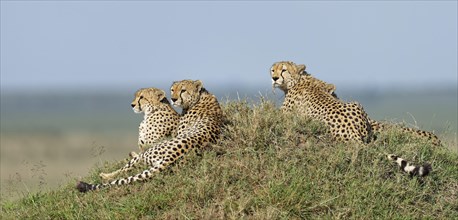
left=1, top=81, right=457, bottom=95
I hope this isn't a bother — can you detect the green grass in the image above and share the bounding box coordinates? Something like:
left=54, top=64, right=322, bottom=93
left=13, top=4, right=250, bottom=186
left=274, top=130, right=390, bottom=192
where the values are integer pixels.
left=1, top=99, right=457, bottom=219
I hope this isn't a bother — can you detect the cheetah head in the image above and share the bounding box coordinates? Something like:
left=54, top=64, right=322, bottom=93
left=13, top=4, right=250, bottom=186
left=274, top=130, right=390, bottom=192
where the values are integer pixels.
left=131, top=88, right=168, bottom=114
left=170, top=79, right=203, bottom=110
left=271, top=61, right=306, bottom=92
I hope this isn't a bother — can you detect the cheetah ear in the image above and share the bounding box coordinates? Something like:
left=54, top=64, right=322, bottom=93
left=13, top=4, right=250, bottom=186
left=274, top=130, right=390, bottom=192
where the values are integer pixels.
left=134, top=89, right=142, bottom=97
left=195, top=80, right=203, bottom=92
left=157, top=90, right=166, bottom=101
left=296, top=64, right=306, bottom=75
left=171, top=81, right=178, bottom=89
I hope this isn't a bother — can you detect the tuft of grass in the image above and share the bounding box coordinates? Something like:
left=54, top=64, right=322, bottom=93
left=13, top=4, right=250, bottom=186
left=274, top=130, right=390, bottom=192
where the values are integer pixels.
left=1, top=99, right=457, bottom=219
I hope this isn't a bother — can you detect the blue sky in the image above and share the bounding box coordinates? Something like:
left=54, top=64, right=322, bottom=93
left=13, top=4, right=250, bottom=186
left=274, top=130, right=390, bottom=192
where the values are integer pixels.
left=1, top=1, right=457, bottom=92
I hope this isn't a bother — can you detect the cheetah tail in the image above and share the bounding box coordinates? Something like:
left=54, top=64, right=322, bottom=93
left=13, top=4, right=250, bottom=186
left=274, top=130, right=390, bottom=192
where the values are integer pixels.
left=386, top=154, right=432, bottom=177
left=76, top=166, right=161, bottom=193
left=76, top=181, right=103, bottom=193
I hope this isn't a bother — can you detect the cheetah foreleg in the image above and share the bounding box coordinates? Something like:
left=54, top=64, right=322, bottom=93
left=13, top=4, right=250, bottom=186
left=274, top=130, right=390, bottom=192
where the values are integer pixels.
left=129, top=151, right=139, bottom=158
left=99, top=170, right=121, bottom=180
left=99, top=153, right=143, bottom=180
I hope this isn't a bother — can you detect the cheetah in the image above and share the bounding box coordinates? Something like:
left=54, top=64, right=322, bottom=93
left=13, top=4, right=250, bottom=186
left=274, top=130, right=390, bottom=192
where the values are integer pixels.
left=294, top=63, right=439, bottom=145
left=97, top=88, right=180, bottom=180
left=130, top=87, right=180, bottom=153
left=77, top=80, right=223, bottom=192
left=270, top=61, right=436, bottom=176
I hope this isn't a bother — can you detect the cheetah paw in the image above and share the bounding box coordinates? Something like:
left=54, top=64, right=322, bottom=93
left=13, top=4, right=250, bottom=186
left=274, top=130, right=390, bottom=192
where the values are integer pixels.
left=99, top=172, right=113, bottom=180
left=129, top=151, right=139, bottom=158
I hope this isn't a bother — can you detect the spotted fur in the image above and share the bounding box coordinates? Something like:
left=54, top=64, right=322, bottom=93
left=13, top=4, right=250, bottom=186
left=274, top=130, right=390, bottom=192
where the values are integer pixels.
left=271, top=61, right=373, bottom=143
left=77, top=80, right=223, bottom=192
left=98, top=88, right=180, bottom=180
left=271, top=61, right=438, bottom=177
left=295, top=63, right=337, bottom=98
left=131, top=88, right=180, bottom=152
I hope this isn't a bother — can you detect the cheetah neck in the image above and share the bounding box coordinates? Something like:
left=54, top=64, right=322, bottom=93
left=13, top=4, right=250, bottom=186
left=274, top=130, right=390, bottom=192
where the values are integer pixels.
left=180, top=89, right=213, bottom=115
left=144, top=104, right=176, bottom=118
left=282, top=76, right=304, bottom=94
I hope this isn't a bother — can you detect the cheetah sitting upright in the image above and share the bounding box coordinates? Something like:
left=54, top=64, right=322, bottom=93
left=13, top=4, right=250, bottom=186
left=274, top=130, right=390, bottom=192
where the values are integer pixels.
left=77, top=80, right=223, bottom=192
left=131, top=87, right=180, bottom=153
left=97, top=88, right=180, bottom=180
left=270, top=61, right=437, bottom=176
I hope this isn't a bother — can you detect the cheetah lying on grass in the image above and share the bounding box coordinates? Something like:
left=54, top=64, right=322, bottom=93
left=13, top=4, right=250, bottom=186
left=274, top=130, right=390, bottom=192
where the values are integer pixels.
left=270, top=61, right=438, bottom=177
left=77, top=80, right=223, bottom=192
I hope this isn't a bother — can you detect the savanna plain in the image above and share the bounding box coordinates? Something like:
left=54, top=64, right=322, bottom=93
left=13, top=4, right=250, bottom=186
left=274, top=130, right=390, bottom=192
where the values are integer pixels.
left=1, top=87, right=457, bottom=219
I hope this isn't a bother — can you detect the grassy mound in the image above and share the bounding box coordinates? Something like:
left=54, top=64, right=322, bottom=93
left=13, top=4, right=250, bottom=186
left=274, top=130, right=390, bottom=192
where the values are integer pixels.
left=2, top=99, right=457, bottom=219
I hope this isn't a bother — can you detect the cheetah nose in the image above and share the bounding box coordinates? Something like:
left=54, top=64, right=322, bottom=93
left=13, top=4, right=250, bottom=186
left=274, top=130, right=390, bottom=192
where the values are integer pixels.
left=171, top=98, right=178, bottom=102
left=131, top=104, right=135, bottom=108
left=272, top=77, right=279, bottom=81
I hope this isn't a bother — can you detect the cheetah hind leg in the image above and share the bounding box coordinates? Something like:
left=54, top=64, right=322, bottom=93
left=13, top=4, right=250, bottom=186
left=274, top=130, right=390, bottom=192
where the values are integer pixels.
left=99, top=153, right=143, bottom=180
left=78, top=163, right=167, bottom=193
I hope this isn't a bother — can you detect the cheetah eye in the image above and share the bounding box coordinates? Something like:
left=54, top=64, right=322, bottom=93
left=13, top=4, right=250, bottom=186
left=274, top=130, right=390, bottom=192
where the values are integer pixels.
left=181, top=89, right=186, bottom=92
left=281, top=69, right=287, bottom=73
left=139, top=96, right=144, bottom=99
